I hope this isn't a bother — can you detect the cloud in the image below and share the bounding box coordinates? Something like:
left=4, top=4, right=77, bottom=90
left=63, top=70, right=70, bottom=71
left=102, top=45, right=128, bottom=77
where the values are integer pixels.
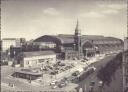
left=107, top=4, right=127, bottom=10
left=101, top=9, right=119, bottom=14
left=98, top=3, right=127, bottom=10
left=80, top=3, right=126, bottom=18
left=43, top=8, right=60, bottom=16
left=99, top=3, right=126, bottom=15
left=80, top=11, right=105, bottom=18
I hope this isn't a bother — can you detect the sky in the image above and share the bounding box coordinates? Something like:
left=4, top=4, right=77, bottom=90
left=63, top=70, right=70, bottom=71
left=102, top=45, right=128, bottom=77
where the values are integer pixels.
left=1, top=0, right=127, bottom=40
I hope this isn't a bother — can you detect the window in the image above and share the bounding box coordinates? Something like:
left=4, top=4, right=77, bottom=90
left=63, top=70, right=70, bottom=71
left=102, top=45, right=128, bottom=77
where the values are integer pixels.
left=26, top=61, right=29, bottom=65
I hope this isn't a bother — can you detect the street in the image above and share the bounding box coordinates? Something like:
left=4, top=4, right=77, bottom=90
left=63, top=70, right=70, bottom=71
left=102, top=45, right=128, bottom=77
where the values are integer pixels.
left=76, top=54, right=118, bottom=92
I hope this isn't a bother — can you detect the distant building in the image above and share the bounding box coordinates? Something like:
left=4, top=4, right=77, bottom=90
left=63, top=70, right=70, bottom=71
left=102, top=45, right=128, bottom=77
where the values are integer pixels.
left=13, top=68, right=42, bottom=80
left=34, top=20, right=123, bottom=60
left=20, top=51, right=56, bottom=68
left=2, top=38, right=26, bottom=52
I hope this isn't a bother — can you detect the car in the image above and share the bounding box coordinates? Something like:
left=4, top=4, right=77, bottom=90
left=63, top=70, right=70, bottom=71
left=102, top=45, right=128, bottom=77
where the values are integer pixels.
left=50, top=80, right=58, bottom=85
left=90, top=81, right=95, bottom=86
left=59, top=63, right=65, bottom=66
left=68, top=76, right=78, bottom=82
left=81, top=60, right=86, bottom=62
left=60, top=68, right=65, bottom=71
left=72, top=71, right=80, bottom=76
left=55, top=67, right=59, bottom=70
left=8, top=83, right=15, bottom=87
left=65, top=66, right=70, bottom=70
left=61, top=77, right=68, bottom=82
left=89, top=66, right=96, bottom=71
left=58, top=82, right=67, bottom=88
left=50, top=80, right=58, bottom=89
left=83, top=58, right=88, bottom=61
left=71, top=64, right=75, bottom=67
left=50, top=71, right=58, bottom=75
left=47, top=66, right=53, bottom=69
left=51, top=85, right=58, bottom=89
left=53, top=63, right=58, bottom=67
left=68, top=65, right=72, bottom=69
left=35, top=78, right=42, bottom=82
left=73, top=57, right=77, bottom=60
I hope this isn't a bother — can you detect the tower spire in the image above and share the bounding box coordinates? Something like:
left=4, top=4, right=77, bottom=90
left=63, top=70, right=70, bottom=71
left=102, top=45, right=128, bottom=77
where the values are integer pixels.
left=76, top=19, right=79, bottom=28
left=74, top=19, right=82, bottom=59
left=75, top=19, right=81, bottom=36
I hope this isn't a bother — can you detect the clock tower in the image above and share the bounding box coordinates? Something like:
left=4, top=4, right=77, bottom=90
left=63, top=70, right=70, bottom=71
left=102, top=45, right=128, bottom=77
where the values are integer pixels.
left=74, top=20, right=83, bottom=59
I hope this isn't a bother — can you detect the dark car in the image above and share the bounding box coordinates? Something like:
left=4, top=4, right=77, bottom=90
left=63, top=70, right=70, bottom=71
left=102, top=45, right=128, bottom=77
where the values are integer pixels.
left=90, top=81, right=95, bottom=87
left=83, top=58, right=88, bottom=61
left=68, top=76, right=78, bottom=83
left=72, top=71, right=80, bottom=76
left=50, top=71, right=58, bottom=75
left=58, top=82, right=67, bottom=88
left=47, top=66, right=53, bottom=69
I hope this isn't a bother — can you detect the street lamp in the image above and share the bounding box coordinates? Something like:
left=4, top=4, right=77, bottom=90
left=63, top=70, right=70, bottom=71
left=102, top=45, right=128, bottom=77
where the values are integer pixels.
left=73, top=44, right=76, bottom=51
left=98, top=81, right=103, bottom=92
left=89, top=81, right=95, bottom=92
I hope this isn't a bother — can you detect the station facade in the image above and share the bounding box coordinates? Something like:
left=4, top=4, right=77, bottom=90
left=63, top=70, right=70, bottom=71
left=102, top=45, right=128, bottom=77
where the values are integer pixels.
left=34, top=20, right=123, bottom=60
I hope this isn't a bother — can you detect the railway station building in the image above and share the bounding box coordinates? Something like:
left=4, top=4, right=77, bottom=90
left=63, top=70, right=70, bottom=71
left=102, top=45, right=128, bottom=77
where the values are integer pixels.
left=34, top=20, right=123, bottom=60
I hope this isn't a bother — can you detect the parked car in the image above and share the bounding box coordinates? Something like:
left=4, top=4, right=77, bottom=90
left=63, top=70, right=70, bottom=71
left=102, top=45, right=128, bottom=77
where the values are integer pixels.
left=83, top=58, right=88, bottom=61
left=65, top=66, right=70, bottom=70
left=87, top=66, right=96, bottom=71
left=72, top=71, right=80, bottom=76
left=35, top=77, right=42, bottom=82
left=55, top=67, right=59, bottom=70
left=50, top=71, right=58, bottom=75
left=50, top=80, right=58, bottom=85
left=47, top=66, right=53, bottom=70
left=51, top=85, right=58, bottom=89
left=8, top=83, right=14, bottom=87
left=59, top=63, right=65, bottom=66
left=60, top=68, right=65, bottom=72
left=50, top=80, right=58, bottom=89
left=58, top=82, right=67, bottom=88
left=71, top=63, right=75, bottom=67
left=90, top=81, right=95, bottom=86
left=81, top=60, right=86, bottom=62
left=68, top=76, right=78, bottom=82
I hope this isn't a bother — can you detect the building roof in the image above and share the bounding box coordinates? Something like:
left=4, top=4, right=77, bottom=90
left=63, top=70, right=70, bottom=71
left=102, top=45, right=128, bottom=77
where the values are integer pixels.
left=34, top=34, right=123, bottom=45
left=2, top=38, right=17, bottom=40
left=23, top=51, right=55, bottom=58
left=56, top=34, right=74, bottom=44
left=15, top=69, right=42, bottom=75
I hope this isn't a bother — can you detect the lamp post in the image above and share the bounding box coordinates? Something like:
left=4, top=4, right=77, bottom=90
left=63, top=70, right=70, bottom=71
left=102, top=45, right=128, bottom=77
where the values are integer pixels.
left=89, top=81, right=95, bottom=92
left=98, top=81, right=103, bottom=92
left=73, top=44, right=76, bottom=51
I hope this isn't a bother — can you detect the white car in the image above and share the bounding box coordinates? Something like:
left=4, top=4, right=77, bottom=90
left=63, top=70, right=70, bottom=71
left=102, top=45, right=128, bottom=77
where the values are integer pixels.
left=50, top=80, right=58, bottom=89
left=87, top=66, right=96, bottom=71
left=51, top=85, right=58, bottom=89
left=50, top=80, right=58, bottom=85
